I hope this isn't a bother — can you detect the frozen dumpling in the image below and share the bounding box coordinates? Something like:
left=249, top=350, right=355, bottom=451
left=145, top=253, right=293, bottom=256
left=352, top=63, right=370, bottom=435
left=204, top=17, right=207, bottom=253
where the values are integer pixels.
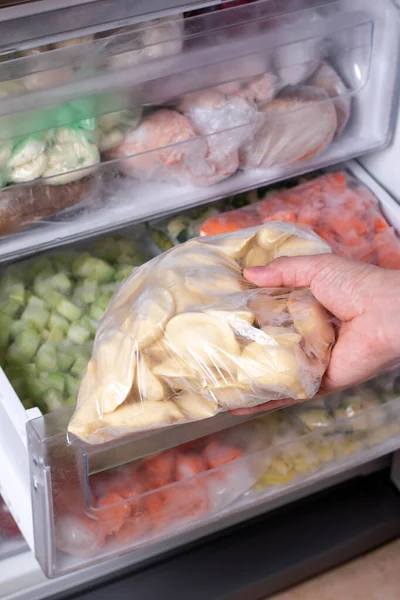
left=69, top=222, right=334, bottom=443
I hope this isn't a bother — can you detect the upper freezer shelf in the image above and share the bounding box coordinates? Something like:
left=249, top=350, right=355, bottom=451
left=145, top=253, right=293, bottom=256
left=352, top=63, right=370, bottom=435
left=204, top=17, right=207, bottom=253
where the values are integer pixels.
left=0, top=0, right=397, bottom=261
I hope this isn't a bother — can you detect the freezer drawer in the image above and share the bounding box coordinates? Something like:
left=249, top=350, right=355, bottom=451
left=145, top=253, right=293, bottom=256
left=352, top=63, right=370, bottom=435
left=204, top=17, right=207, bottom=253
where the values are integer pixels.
left=26, top=373, right=400, bottom=578
left=0, top=0, right=397, bottom=261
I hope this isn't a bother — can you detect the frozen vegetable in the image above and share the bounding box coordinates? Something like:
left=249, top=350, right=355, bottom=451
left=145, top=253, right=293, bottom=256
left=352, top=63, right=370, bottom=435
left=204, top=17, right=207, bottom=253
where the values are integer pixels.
left=53, top=429, right=255, bottom=558
left=199, top=171, right=400, bottom=269
left=69, top=222, right=334, bottom=443
left=0, top=236, right=146, bottom=413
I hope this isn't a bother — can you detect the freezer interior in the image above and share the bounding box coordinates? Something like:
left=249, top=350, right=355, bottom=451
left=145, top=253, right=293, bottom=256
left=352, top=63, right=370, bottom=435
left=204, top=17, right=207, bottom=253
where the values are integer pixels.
left=0, top=159, right=390, bottom=578
left=0, top=0, right=397, bottom=261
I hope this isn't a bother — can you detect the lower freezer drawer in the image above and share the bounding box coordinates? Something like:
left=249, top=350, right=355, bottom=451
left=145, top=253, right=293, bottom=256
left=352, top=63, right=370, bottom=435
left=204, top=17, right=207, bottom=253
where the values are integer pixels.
left=27, top=374, right=400, bottom=578
left=63, top=466, right=400, bottom=600
left=1, top=160, right=400, bottom=579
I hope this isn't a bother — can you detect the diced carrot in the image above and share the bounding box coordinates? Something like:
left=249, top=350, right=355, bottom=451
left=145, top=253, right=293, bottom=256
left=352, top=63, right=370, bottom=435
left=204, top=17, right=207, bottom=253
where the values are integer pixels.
left=115, top=513, right=151, bottom=545
left=262, top=209, right=297, bottom=223
left=162, top=482, right=209, bottom=523
left=200, top=210, right=260, bottom=236
left=204, top=441, right=243, bottom=470
left=96, top=492, right=131, bottom=535
left=322, top=171, right=348, bottom=192
left=142, top=450, right=176, bottom=490
left=143, top=491, right=168, bottom=531
left=373, top=215, right=390, bottom=232
left=297, top=206, right=320, bottom=227
left=175, top=454, right=208, bottom=481
left=374, top=230, right=400, bottom=269
left=342, top=232, right=364, bottom=247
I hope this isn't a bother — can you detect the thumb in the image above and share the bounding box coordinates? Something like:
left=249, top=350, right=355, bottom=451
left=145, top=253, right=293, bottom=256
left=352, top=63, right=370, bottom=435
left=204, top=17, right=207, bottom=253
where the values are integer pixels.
left=244, top=254, right=375, bottom=321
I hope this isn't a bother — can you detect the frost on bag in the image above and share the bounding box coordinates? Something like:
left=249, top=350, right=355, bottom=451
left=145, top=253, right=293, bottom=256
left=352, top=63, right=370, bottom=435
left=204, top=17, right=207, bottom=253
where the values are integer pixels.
left=68, top=223, right=335, bottom=444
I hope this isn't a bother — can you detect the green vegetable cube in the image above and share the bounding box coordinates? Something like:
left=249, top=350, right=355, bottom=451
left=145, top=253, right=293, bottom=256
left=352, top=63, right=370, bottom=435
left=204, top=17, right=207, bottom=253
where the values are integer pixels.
left=67, top=323, right=90, bottom=345
left=6, top=329, right=40, bottom=364
left=0, top=313, right=12, bottom=349
left=57, top=298, right=82, bottom=322
left=65, top=374, right=80, bottom=398
left=70, top=355, right=88, bottom=378
left=50, top=273, right=72, bottom=294
left=36, top=342, right=58, bottom=372
left=21, top=304, right=50, bottom=331
left=49, top=313, right=69, bottom=334
left=43, top=389, right=64, bottom=411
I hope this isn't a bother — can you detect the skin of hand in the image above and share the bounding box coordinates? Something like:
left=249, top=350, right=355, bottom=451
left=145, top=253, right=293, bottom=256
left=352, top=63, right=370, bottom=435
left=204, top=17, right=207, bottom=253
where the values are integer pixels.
left=233, top=254, right=400, bottom=415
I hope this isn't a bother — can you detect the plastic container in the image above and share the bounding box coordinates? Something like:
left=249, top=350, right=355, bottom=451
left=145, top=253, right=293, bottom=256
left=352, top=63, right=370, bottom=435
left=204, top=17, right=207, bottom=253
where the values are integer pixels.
left=26, top=370, right=400, bottom=577
left=0, top=0, right=397, bottom=261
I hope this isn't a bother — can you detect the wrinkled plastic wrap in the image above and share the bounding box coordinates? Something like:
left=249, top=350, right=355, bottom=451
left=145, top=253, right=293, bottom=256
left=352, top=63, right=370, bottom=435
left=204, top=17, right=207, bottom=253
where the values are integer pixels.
left=68, top=223, right=334, bottom=444
left=200, top=171, right=400, bottom=269
left=0, top=235, right=147, bottom=413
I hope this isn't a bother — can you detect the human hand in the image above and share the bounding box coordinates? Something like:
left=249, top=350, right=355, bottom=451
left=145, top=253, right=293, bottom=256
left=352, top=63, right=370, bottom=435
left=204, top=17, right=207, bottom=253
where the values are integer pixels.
left=233, top=254, right=400, bottom=415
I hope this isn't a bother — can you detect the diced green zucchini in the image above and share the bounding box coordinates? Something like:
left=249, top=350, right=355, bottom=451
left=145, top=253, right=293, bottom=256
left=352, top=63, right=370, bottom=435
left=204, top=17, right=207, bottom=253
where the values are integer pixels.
left=6, top=329, right=40, bottom=364
left=115, top=265, right=133, bottom=282
left=50, top=273, right=72, bottom=294
left=25, top=376, right=48, bottom=402
left=27, top=295, right=47, bottom=310
left=30, top=257, right=54, bottom=278
left=33, top=271, right=54, bottom=298
left=40, top=372, right=65, bottom=393
left=21, top=304, right=50, bottom=331
left=47, top=328, right=65, bottom=342
left=70, top=355, right=88, bottom=378
left=96, top=293, right=112, bottom=311
left=36, top=342, right=58, bottom=372
left=72, top=281, right=98, bottom=306
left=9, top=283, right=25, bottom=306
left=46, top=289, right=64, bottom=310
left=0, top=313, right=12, bottom=349
left=57, top=347, right=75, bottom=372
left=65, top=374, right=80, bottom=398
left=80, top=315, right=98, bottom=335
left=49, top=312, right=69, bottom=334
left=57, top=298, right=82, bottom=322
left=67, top=323, right=90, bottom=345
left=1, top=300, right=21, bottom=318
left=43, top=389, right=64, bottom=411
left=89, top=304, right=104, bottom=321
left=73, top=254, right=115, bottom=282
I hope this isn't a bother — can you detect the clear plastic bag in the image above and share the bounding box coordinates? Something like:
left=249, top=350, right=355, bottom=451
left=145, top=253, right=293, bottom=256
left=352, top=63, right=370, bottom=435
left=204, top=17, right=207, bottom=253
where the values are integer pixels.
left=199, top=171, right=400, bottom=269
left=68, top=222, right=334, bottom=444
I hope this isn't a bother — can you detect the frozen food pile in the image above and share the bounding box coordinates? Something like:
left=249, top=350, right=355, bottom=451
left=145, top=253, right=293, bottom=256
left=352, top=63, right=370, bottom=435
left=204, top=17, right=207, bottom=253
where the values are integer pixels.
left=50, top=371, right=400, bottom=563
left=68, top=222, right=334, bottom=443
left=0, top=236, right=147, bottom=413
left=152, top=171, right=400, bottom=269
left=0, top=3, right=357, bottom=238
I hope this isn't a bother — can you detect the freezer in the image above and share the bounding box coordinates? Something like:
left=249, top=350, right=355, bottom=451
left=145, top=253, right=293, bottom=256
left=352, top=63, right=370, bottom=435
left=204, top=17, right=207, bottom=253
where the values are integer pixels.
left=1, top=0, right=400, bottom=598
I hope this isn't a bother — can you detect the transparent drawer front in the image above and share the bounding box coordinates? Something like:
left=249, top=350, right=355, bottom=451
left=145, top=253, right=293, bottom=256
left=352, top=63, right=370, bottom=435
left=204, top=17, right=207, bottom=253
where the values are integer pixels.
left=0, top=0, right=397, bottom=261
left=27, top=371, right=400, bottom=578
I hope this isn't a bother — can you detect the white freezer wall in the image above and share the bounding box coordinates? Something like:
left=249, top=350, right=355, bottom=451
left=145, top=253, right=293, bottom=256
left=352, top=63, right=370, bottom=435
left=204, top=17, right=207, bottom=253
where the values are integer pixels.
left=361, top=105, right=400, bottom=203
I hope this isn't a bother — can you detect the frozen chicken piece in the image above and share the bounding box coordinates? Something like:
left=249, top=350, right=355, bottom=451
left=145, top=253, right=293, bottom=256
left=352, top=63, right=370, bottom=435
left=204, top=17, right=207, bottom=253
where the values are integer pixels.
left=108, top=103, right=240, bottom=187
left=308, top=61, right=351, bottom=136
left=240, top=86, right=337, bottom=169
left=106, top=109, right=203, bottom=184
left=236, top=73, right=280, bottom=106
left=70, top=222, right=334, bottom=443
